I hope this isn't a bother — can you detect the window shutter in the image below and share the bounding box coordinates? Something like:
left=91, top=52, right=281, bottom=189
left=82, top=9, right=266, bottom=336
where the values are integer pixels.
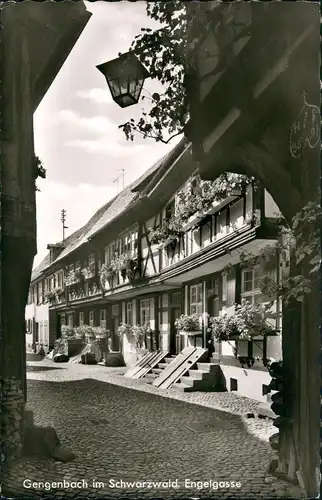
left=226, top=266, right=236, bottom=307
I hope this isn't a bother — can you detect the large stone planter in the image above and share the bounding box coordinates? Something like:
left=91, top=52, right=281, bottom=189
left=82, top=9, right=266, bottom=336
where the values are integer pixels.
left=104, top=352, right=125, bottom=367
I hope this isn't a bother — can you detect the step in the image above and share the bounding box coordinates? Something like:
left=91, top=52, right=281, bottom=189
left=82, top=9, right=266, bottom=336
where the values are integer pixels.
left=151, top=367, right=163, bottom=375
left=164, top=357, right=174, bottom=364
left=172, top=382, right=194, bottom=393
left=197, top=362, right=219, bottom=372
left=210, top=354, right=220, bottom=364
left=157, top=362, right=168, bottom=369
left=144, top=373, right=158, bottom=384
left=188, top=369, right=213, bottom=380
left=179, top=376, right=200, bottom=387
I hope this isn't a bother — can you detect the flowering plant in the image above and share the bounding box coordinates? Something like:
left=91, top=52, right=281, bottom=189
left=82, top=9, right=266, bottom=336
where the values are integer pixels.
left=208, top=300, right=275, bottom=342
left=149, top=217, right=183, bottom=245
left=61, top=325, right=75, bottom=337
left=99, top=263, right=115, bottom=287
left=82, top=262, right=96, bottom=279
left=132, top=323, right=151, bottom=345
left=174, top=313, right=201, bottom=332
left=92, top=326, right=109, bottom=338
left=117, top=323, right=133, bottom=337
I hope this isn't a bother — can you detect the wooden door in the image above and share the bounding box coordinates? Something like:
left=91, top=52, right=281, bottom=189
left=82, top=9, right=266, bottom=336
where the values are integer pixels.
left=170, top=307, right=181, bottom=355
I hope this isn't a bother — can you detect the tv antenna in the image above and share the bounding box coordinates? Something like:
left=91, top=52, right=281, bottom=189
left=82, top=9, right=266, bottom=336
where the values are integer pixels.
left=113, top=169, right=125, bottom=194
left=61, top=209, right=68, bottom=241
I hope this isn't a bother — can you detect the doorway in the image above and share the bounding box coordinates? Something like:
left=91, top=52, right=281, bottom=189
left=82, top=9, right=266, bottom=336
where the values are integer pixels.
left=169, top=291, right=182, bottom=355
left=111, top=304, right=120, bottom=351
left=208, top=294, right=221, bottom=355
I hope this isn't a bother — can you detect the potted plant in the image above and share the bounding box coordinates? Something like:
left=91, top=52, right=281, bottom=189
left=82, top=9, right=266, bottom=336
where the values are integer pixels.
left=82, top=262, right=96, bottom=280
left=110, top=253, right=139, bottom=281
left=117, top=323, right=133, bottom=339
left=99, top=263, right=114, bottom=289
left=208, top=300, right=277, bottom=360
left=174, top=313, right=202, bottom=336
left=74, top=325, right=86, bottom=340
left=61, top=325, right=75, bottom=338
left=148, top=217, right=183, bottom=247
left=92, top=326, right=109, bottom=339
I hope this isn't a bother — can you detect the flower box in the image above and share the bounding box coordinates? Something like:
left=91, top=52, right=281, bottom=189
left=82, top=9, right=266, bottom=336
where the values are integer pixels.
left=157, top=235, right=177, bottom=250
left=178, top=330, right=203, bottom=337
left=181, top=213, right=204, bottom=232
left=236, top=337, right=264, bottom=358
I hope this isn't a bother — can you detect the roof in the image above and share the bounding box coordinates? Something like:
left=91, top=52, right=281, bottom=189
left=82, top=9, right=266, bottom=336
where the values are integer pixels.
left=139, top=138, right=190, bottom=199
left=31, top=253, right=51, bottom=282
left=32, top=138, right=191, bottom=280
left=130, top=152, right=170, bottom=192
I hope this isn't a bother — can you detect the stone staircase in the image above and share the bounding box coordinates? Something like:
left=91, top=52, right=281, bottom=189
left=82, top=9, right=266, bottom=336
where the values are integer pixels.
left=172, top=362, right=225, bottom=392
left=144, top=355, right=176, bottom=384
left=144, top=355, right=225, bottom=393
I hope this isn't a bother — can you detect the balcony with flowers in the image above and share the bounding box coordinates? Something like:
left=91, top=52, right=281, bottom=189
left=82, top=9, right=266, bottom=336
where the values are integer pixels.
left=100, top=253, right=140, bottom=292
left=64, top=269, right=83, bottom=287
left=208, top=299, right=279, bottom=367
left=148, top=173, right=254, bottom=249
left=81, top=262, right=97, bottom=280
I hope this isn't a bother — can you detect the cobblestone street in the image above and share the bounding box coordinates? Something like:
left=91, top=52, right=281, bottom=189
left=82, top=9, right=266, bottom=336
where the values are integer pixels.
left=3, top=361, right=302, bottom=499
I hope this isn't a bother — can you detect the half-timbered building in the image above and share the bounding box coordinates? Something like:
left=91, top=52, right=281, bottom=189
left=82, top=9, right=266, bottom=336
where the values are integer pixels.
left=27, top=137, right=282, bottom=402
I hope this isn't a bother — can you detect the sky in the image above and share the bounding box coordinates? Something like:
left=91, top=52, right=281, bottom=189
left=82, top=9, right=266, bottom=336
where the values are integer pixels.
left=33, top=1, right=180, bottom=268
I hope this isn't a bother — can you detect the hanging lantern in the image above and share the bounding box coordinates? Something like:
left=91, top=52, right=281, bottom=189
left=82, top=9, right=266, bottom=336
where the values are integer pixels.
left=96, top=52, right=149, bottom=108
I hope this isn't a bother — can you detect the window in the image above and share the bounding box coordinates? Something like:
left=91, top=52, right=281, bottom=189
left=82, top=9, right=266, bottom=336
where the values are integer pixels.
left=57, top=273, right=63, bottom=288
left=61, top=313, right=66, bottom=326
left=171, top=292, right=182, bottom=306
left=89, top=311, right=94, bottom=327
left=189, top=284, right=203, bottom=315
left=38, top=281, right=43, bottom=303
left=75, top=261, right=81, bottom=272
left=100, top=309, right=106, bottom=328
left=67, top=314, right=73, bottom=327
left=79, top=312, right=84, bottom=327
left=126, top=302, right=133, bottom=325
left=241, top=266, right=263, bottom=304
left=112, top=304, right=120, bottom=317
left=88, top=254, right=95, bottom=265
left=216, top=211, right=227, bottom=239
left=140, top=299, right=150, bottom=324
left=48, top=276, right=54, bottom=291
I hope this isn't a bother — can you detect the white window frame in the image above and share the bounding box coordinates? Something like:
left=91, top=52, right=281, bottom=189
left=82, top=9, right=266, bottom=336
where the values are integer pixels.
left=57, top=272, right=63, bottom=288
left=100, top=309, right=106, bottom=328
left=79, top=312, right=84, bottom=327
left=140, top=299, right=150, bottom=325
left=189, top=283, right=203, bottom=316
left=89, top=310, right=94, bottom=327
left=241, top=266, right=263, bottom=305
left=126, top=301, right=133, bottom=324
